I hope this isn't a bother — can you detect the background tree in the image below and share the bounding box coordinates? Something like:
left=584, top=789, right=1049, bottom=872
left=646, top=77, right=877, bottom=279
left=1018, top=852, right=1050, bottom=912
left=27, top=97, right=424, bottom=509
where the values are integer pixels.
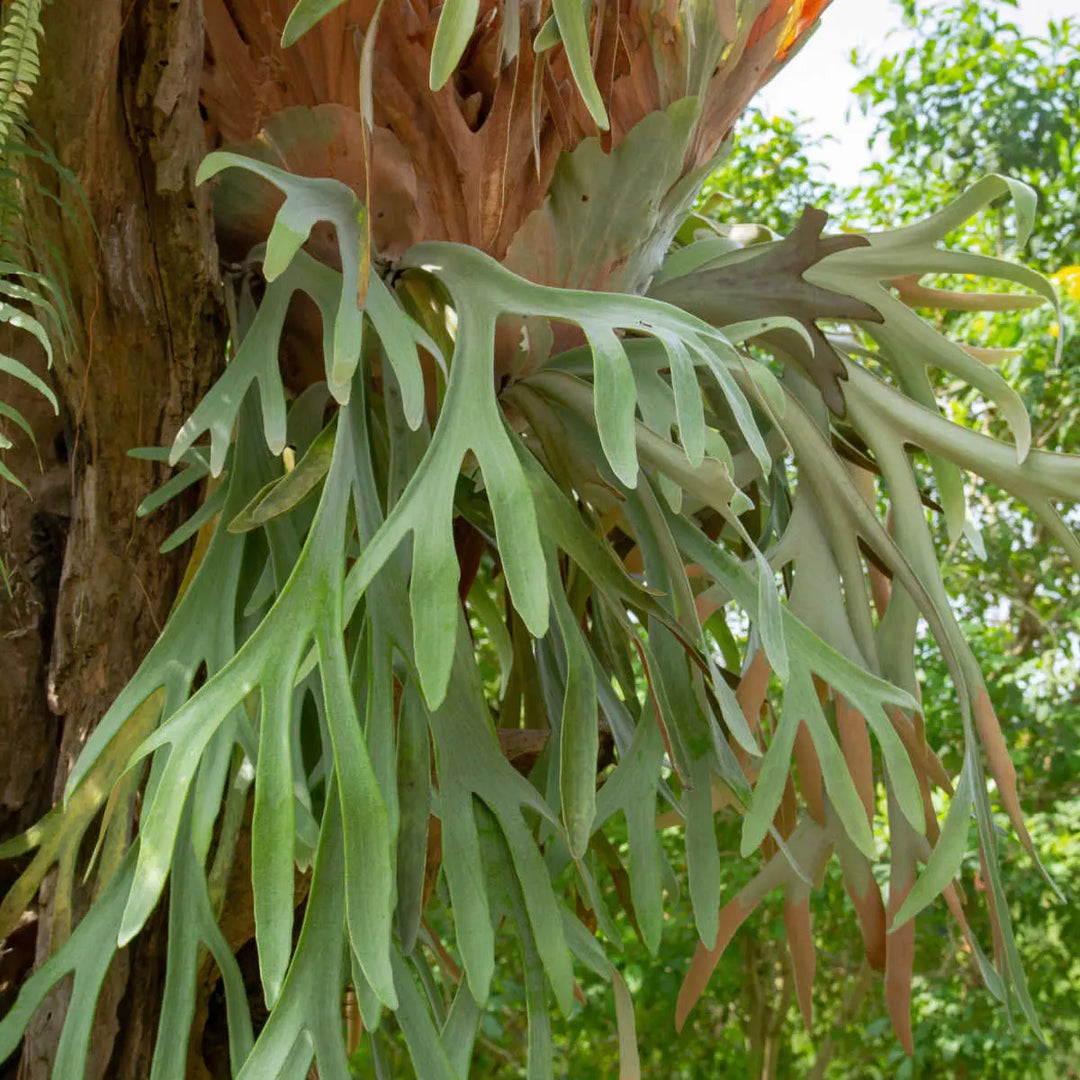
left=0, top=2, right=1077, bottom=1079
left=852, top=0, right=1079, bottom=269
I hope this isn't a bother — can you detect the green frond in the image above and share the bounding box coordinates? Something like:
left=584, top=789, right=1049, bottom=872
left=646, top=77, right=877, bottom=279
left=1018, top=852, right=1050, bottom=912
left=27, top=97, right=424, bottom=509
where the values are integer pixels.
left=0, top=0, right=45, bottom=147
left=0, top=4, right=77, bottom=554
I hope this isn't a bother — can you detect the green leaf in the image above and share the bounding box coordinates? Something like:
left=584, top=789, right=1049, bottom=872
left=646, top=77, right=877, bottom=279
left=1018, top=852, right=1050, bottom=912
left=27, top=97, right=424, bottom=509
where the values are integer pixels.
left=0, top=350, right=57, bottom=412
left=119, top=398, right=395, bottom=1011
left=551, top=0, right=608, bottom=129
left=0, top=398, right=37, bottom=443
left=476, top=803, right=555, bottom=1080
left=149, top=812, right=254, bottom=1080
left=740, top=688, right=800, bottom=857
left=196, top=154, right=369, bottom=400
left=250, top=668, right=301, bottom=1008
left=755, top=549, right=789, bottom=683
left=891, top=756, right=974, bottom=929
left=441, top=981, right=482, bottom=1075
left=658, top=333, right=706, bottom=467
left=429, top=621, right=572, bottom=1013
left=429, top=0, right=481, bottom=91
left=236, top=784, right=353, bottom=1079
left=584, top=323, right=639, bottom=487
left=549, top=555, right=599, bottom=858
left=389, top=952, right=459, bottom=1080
left=281, top=0, right=350, bottom=47
left=532, top=15, right=560, bottom=51
left=797, top=671, right=876, bottom=858
left=395, top=682, right=431, bottom=954
left=229, top=416, right=337, bottom=533
left=134, top=449, right=211, bottom=518
left=610, top=966, right=641, bottom=1080
left=593, top=684, right=667, bottom=953
left=0, top=455, right=28, bottom=493
left=0, top=853, right=135, bottom=1080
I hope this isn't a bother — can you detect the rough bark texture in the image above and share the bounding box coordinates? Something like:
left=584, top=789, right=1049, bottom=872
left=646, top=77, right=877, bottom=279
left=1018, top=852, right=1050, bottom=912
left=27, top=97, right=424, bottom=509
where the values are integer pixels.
left=0, top=357, right=66, bottom=870
left=0, top=353, right=66, bottom=1040
left=0, top=1, right=225, bottom=1076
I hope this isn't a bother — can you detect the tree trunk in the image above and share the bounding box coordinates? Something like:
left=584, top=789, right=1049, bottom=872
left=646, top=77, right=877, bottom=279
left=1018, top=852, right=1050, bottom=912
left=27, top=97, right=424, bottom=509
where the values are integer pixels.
left=1, top=1, right=224, bottom=1076
left=0, top=347, right=66, bottom=1050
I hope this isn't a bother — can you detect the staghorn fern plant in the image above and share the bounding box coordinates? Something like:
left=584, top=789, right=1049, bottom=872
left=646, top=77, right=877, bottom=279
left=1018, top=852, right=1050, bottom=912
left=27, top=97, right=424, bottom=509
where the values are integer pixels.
left=0, top=1, right=1075, bottom=1076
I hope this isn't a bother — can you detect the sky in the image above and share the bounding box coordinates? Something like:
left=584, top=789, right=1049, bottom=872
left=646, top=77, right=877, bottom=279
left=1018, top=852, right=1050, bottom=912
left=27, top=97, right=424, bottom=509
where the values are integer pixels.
left=754, top=0, right=1079, bottom=185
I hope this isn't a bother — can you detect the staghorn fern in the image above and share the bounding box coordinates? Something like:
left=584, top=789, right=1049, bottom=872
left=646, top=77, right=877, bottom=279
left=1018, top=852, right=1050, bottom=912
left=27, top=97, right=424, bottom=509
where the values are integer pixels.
left=1, top=2, right=1076, bottom=1077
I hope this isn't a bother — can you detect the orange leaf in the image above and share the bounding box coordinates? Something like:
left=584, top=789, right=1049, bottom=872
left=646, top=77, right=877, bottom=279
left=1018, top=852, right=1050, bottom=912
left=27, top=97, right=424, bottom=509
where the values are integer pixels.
left=675, top=895, right=757, bottom=1032
left=746, top=0, right=790, bottom=51
left=836, top=822, right=887, bottom=972
left=794, top=720, right=825, bottom=823
left=887, top=705, right=953, bottom=793
left=836, top=696, right=875, bottom=824
left=886, top=822, right=917, bottom=1056
left=675, top=819, right=830, bottom=1031
left=776, top=775, right=799, bottom=841
left=733, top=649, right=770, bottom=776
left=885, top=875, right=916, bottom=1056
left=974, top=688, right=1037, bottom=859
left=942, top=882, right=979, bottom=960
left=784, top=895, right=817, bottom=1028
left=735, top=648, right=770, bottom=747
left=850, top=875, right=887, bottom=973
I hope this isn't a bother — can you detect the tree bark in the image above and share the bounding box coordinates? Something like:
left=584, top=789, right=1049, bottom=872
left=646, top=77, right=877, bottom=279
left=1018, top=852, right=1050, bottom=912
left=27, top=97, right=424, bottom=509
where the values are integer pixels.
left=1, top=1, right=224, bottom=1076
left=0, top=349, right=66, bottom=1045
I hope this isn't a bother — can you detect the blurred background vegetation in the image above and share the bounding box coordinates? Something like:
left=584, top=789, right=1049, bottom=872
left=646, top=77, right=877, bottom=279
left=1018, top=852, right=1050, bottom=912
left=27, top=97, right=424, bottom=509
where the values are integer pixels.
left=352, top=1, right=1080, bottom=1074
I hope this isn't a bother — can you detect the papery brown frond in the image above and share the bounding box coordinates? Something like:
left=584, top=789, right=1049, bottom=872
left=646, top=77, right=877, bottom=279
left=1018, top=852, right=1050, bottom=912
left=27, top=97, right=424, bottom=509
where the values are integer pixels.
left=974, top=688, right=1040, bottom=862
left=886, top=811, right=920, bottom=1056
left=651, top=207, right=882, bottom=413
left=784, top=893, right=817, bottom=1027
left=835, top=697, right=876, bottom=824
left=676, top=818, right=831, bottom=1029
left=202, top=1, right=834, bottom=280
left=793, top=720, right=826, bottom=823
left=836, top=835, right=887, bottom=972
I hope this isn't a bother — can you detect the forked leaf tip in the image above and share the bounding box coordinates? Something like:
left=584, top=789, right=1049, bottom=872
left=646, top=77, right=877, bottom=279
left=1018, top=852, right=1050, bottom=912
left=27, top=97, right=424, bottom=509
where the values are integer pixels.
left=328, top=377, right=352, bottom=406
